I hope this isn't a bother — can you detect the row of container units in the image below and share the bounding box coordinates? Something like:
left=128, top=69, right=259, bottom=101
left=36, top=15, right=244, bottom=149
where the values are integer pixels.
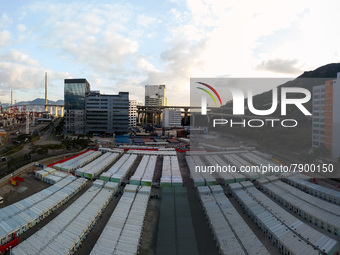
left=239, top=152, right=281, bottom=175
left=54, top=150, right=102, bottom=172
left=185, top=156, right=206, bottom=187
left=130, top=156, right=157, bottom=186
left=229, top=183, right=337, bottom=255
left=280, top=173, right=340, bottom=205
left=100, top=154, right=130, bottom=181
left=197, top=185, right=270, bottom=255
left=126, top=149, right=177, bottom=156
left=160, top=156, right=183, bottom=187
left=190, top=156, right=217, bottom=185
left=211, top=155, right=245, bottom=183
left=35, top=167, right=56, bottom=181
left=203, top=155, right=238, bottom=185
left=259, top=180, right=340, bottom=236
left=245, top=185, right=338, bottom=255
left=43, top=171, right=70, bottom=185
left=226, top=154, right=261, bottom=181
left=0, top=176, right=87, bottom=246
left=11, top=182, right=117, bottom=255
left=98, top=148, right=124, bottom=153
left=75, top=152, right=120, bottom=179
left=157, top=187, right=198, bottom=255
left=110, top=154, right=138, bottom=184
left=90, top=185, right=151, bottom=255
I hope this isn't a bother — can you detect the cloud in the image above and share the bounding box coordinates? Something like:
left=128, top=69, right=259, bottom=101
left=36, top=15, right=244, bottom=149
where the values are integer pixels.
left=137, top=14, right=157, bottom=27
left=0, top=49, right=70, bottom=103
left=0, top=30, right=11, bottom=48
left=0, top=13, right=12, bottom=28
left=256, top=59, right=304, bottom=74
left=16, top=24, right=26, bottom=32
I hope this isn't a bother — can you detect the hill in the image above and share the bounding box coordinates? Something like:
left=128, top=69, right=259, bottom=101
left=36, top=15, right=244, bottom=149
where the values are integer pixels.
left=16, top=98, right=64, bottom=105
left=224, top=63, right=340, bottom=117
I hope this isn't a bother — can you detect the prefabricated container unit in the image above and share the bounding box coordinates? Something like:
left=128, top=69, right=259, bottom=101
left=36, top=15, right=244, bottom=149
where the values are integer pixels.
left=230, top=154, right=260, bottom=181
left=100, top=172, right=112, bottom=182
left=0, top=177, right=87, bottom=246
left=82, top=152, right=120, bottom=179
left=113, top=186, right=150, bottom=254
left=238, top=152, right=263, bottom=166
left=192, top=156, right=217, bottom=186
left=222, top=154, right=246, bottom=182
left=90, top=185, right=151, bottom=255
left=211, top=155, right=236, bottom=184
left=89, top=187, right=137, bottom=255
left=239, top=181, right=254, bottom=189
left=99, top=147, right=124, bottom=154
left=281, top=174, right=340, bottom=205
left=255, top=178, right=270, bottom=187
left=185, top=156, right=205, bottom=187
left=197, top=185, right=270, bottom=255
left=227, top=182, right=243, bottom=194
left=247, top=152, right=280, bottom=169
left=11, top=184, right=115, bottom=255
left=260, top=181, right=340, bottom=236
left=265, top=176, right=279, bottom=182
left=231, top=188, right=331, bottom=255
left=75, top=168, right=85, bottom=178
left=104, top=182, right=118, bottom=191
left=160, top=156, right=171, bottom=187
left=141, top=156, right=157, bottom=186
left=204, top=155, right=236, bottom=185
left=110, top=154, right=138, bottom=184
left=43, top=174, right=62, bottom=185
left=99, top=154, right=130, bottom=182
left=236, top=186, right=338, bottom=255
left=252, top=150, right=272, bottom=160
left=76, top=152, right=112, bottom=178
left=55, top=151, right=102, bottom=172
left=130, top=156, right=150, bottom=186
left=53, top=151, right=94, bottom=171
left=93, top=179, right=105, bottom=188
left=35, top=170, right=49, bottom=181
left=127, top=149, right=176, bottom=156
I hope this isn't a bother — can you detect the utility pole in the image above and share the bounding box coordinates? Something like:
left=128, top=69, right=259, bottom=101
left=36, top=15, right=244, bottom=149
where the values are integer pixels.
left=26, top=111, right=30, bottom=134
left=45, top=72, right=48, bottom=112
left=10, top=89, right=13, bottom=114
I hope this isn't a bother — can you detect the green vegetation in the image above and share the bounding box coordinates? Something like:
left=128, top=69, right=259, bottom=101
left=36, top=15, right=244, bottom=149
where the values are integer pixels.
left=0, top=144, right=24, bottom=156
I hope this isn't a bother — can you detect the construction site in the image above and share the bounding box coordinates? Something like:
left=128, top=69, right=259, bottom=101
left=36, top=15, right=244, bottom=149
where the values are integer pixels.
left=0, top=140, right=338, bottom=255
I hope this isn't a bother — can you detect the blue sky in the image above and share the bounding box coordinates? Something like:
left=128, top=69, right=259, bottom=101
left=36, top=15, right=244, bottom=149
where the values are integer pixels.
left=1, top=0, right=340, bottom=105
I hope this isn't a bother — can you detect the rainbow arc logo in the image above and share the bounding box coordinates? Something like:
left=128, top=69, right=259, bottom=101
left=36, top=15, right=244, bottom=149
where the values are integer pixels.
left=196, top=82, right=223, bottom=114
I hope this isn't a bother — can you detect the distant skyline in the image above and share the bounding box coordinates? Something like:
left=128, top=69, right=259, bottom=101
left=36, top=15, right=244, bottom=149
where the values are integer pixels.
left=1, top=0, right=340, bottom=105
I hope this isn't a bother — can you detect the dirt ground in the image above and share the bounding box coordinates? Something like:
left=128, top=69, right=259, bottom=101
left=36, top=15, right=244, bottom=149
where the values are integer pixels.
left=0, top=171, right=50, bottom=208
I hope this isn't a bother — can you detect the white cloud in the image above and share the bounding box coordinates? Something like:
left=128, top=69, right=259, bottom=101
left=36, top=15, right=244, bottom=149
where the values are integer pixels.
left=16, top=24, right=26, bottom=32
left=256, top=59, right=304, bottom=74
left=0, top=49, right=70, bottom=102
left=0, top=13, right=12, bottom=28
left=0, top=30, right=11, bottom=48
left=137, top=14, right=156, bottom=27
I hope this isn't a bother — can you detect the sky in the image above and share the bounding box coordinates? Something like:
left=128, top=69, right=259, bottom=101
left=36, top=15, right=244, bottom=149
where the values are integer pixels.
left=1, top=0, right=340, bottom=105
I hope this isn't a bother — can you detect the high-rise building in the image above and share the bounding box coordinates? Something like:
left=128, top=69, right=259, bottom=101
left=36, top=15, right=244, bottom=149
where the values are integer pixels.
left=312, top=73, right=340, bottom=159
left=145, top=85, right=167, bottom=106
left=64, top=79, right=90, bottom=134
left=129, top=100, right=141, bottom=128
left=85, top=91, right=129, bottom=135
left=162, top=108, right=182, bottom=127
left=64, top=78, right=129, bottom=135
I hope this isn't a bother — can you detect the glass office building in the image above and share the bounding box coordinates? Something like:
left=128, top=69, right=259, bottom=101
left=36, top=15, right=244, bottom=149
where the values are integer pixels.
left=64, top=79, right=90, bottom=134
